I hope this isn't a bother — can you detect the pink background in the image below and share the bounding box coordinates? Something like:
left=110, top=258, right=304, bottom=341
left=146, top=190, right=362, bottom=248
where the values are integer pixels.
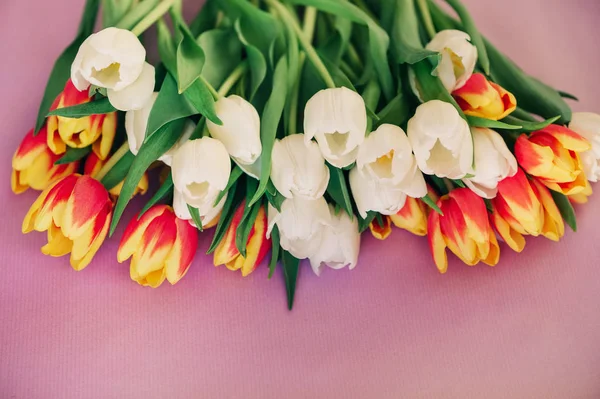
left=1, top=1, right=600, bottom=398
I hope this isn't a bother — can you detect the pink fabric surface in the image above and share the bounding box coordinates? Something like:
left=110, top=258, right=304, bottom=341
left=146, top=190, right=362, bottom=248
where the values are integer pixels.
left=1, top=1, right=600, bottom=398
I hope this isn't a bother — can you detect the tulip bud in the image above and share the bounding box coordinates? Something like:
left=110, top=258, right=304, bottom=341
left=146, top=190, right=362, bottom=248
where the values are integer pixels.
left=270, top=134, right=330, bottom=200
left=369, top=215, right=392, bottom=240
left=515, top=125, right=591, bottom=195
left=11, top=127, right=79, bottom=194
left=390, top=196, right=428, bottom=236
left=452, top=73, right=517, bottom=120
left=425, top=29, right=478, bottom=92
left=47, top=79, right=117, bottom=160
left=71, top=27, right=154, bottom=111
left=172, top=188, right=224, bottom=229
left=125, top=93, right=194, bottom=166
left=407, top=100, right=473, bottom=179
left=428, top=188, right=499, bottom=273
left=349, top=166, right=407, bottom=218
left=84, top=152, right=148, bottom=198
left=118, top=205, right=198, bottom=287
left=463, top=127, right=518, bottom=198
left=267, top=196, right=331, bottom=260
left=304, top=87, right=367, bottom=168
left=308, top=204, right=361, bottom=276
left=357, top=124, right=427, bottom=197
left=214, top=202, right=271, bottom=276
left=171, top=137, right=231, bottom=214
left=22, top=175, right=112, bottom=271
left=206, top=95, right=262, bottom=174
left=568, top=112, right=600, bottom=182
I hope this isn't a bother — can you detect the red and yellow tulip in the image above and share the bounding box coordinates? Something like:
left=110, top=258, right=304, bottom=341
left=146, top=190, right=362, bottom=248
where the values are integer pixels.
left=390, top=196, right=429, bottom=236
left=84, top=152, right=148, bottom=198
left=213, top=202, right=270, bottom=276
left=515, top=125, right=591, bottom=195
left=369, top=215, right=392, bottom=240
left=118, top=205, right=198, bottom=287
left=490, top=168, right=564, bottom=252
left=428, top=188, right=500, bottom=273
left=47, top=79, right=117, bottom=160
left=22, top=174, right=112, bottom=270
left=452, top=73, right=517, bottom=120
left=11, top=127, right=79, bottom=194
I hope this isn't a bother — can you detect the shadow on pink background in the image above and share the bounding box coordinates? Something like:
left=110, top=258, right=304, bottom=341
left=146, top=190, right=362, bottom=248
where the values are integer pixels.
left=0, top=1, right=599, bottom=398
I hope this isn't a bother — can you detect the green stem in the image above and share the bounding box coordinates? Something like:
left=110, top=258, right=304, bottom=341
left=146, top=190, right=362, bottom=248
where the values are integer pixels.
left=362, top=79, right=381, bottom=132
left=416, top=0, right=436, bottom=39
left=114, top=0, right=161, bottom=30
left=303, top=6, right=317, bottom=42
left=267, top=0, right=336, bottom=89
left=217, top=61, right=248, bottom=97
left=95, top=142, right=130, bottom=181
left=130, top=0, right=177, bottom=36
left=340, top=60, right=359, bottom=82
left=346, top=43, right=363, bottom=72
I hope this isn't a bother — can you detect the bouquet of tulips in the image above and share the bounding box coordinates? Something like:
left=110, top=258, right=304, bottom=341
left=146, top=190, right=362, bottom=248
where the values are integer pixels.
left=12, top=0, right=599, bottom=309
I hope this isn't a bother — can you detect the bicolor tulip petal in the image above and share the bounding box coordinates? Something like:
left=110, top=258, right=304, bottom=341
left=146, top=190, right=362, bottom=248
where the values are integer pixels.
left=369, top=215, right=392, bottom=240
left=118, top=205, right=198, bottom=287
left=46, top=79, right=117, bottom=160
left=84, top=152, right=148, bottom=198
left=489, top=211, right=526, bottom=253
left=530, top=179, right=565, bottom=241
left=214, top=202, right=271, bottom=277
left=11, top=127, right=78, bottom=194
left=427, top=188, right=499, bottom=273
left=22, top=175, right=112, bottom=271
left=515, top=125, right=591, bottom=195
left=569, top=179, right=593, bottom=204
left=390, top=196, right=428, bottom=236
left=452, top=73, right=517, bottom=120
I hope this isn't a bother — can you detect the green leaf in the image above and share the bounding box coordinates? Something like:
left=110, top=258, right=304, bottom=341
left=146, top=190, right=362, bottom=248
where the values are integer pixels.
left=99, top=151, right=135, bottom=191
left=183, top=78, right=222, bottom=125
left=451, top=179, right=465, bottom=188
left=34, top=0, right=100, bottom=134
left=47, top=97, right=116, bottom=118
left=198, top=28, right=243, bottom=89
left=102, top=0, right=135, bottom=27
left=376, top=93, right=411, bottom=128
left=445, top=0, right=490, bottom=75
left=207, top=180, right=242, bottom=254
left=266, top=181, right=285, bottom=212
left=287, top=0, right=394, bottom=100
left=249, top=57, right=288, bottom=206
left=234, top=19, right=267, bottom=100
left=54, top=146, right=91, bottom=165
left=113, top=0, right=161, bottom=30
left=358, top=211, right=377, bottom=233
left=326, top=164, right=353, bottom=217
left=319, top=16, right=353, bottom=65
left=501, top=115, right=561, bottom=133
left=411, top=60, right=465, bottom=118
left=422, top=193, right=443, bottom=215
left=267, top=225, right=280, bottom=279
left=281, top=250, right=300, bottom=310
left=467, top=116, right=522, bottom=130
left=510, top=107, right=539, bottom=122
left=157, top=18, right=178, bottom=73
left=558, top=90, right=579, bottom=101
left=110, top=119, right=187, bottom=235
left=187, top=204, right=204, bottom=232
left=138, top=173, right=173, bottom=220
left=176, top=25, right=206, bottom=93
left=235, top=201, right=262, bottom=258
left=550, top=190, right=577, bottom=232
left=190, top=0, right=219, bottom=37
left=214, top=165, right=244, bottom=206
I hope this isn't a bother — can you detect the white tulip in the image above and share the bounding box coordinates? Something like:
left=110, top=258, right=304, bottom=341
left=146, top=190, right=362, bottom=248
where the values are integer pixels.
left=171, top=137, right=231, bottom=214
left=304, top=87, right=367, bottom=168
left=349, top=167, right=407, bottom=218
left=173, top=188, right=226, bottom=228
left=569, top=112, right=600, bottom=182
left=267, top=196, right=331, bottom=260
left=271, top=134, right=330, bottom=200
left=407, top=100, right=473, bottom=179
left=356, top=124, right=427, bottom=198
left=309, top=205, right=360, bottom=276
left=425, top=29, right=478, bottom=92
left=206, top=95, right=262, bottom=167
left=125, top=93, right=194, bottom=166
left=463, top=127, right=518, bottom=198
left=71, top=27, right=154, bottom=111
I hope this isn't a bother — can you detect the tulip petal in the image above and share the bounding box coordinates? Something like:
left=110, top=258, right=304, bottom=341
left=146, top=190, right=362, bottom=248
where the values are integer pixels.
left=117, top=205, right=170, bottom=262
left=41, top=223, right=73, bottom=257
left=107, top=62, right=155, bottom=111
left=61, top=176, right=111, bottom=240
left=490, top=211, right=526, bottom=252
left=92, top=112, right=118, bottom=160
left=369, top=215, right=392, bottom=240
left=390, top=196, right=427, bottom=236
left=213, top=202, right=245, bottom=267
left=240, top=206, right=270, bottom=277
left=131, top=211, right=177, bottom=279
left=427, top=206, right=448, bottom=273
left=542, top=125, right=592, bottom=153
left=70, top=202, right=112, bottom=271
left=164, top=216, right=198, bottom=284
left=530, top=179, right=565, bottom=241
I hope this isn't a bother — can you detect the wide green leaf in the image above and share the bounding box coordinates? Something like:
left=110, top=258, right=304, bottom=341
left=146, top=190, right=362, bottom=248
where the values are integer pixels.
left=249, top=57, right=288, bottom=206
left=54, top=146, right=91, bottom=165
left=281, top=250, right=300, bottom=310
left=267, top=226, right=280, bottom=279
left=110, top=119, right=187, bottom=235
left=235, top=179, right=259, bottom=257
left=198, top=28, right=243, bottom=89
left=411, top=59, right=465, bottom=118
left=34, top=0, right=100, bottom=134
left=376, top=92, right=411, bottom=128
left=47, top=97, right=116, bottom=118
left=550, top=190, right=577, bottom=232
left=102, top=0, right=134, bottom=27
left=319, top=16, right=353, bottom=66
left=234, top=19, right=268, bottom=100
left=358, top=211, right=377, bottom=233
left=176, top=25, right=206, bottom=93
left=265, top=181, right=285, bottom=212
left=99, top=150, right=135, bottom=191
left=187, top=205, right=204, bottom=232
left=466, top=116, right=522, bottom=130
left=207, top=180, right=243, bottom=254
left=326, top=164, right=353, bottom=217
left=138, top=173, right=174, bottom=220
left=214, top=165, right=244, bottom=206
left=421, top=194, right=443, bottom=215
left=501, top=115, right=561, bottom=133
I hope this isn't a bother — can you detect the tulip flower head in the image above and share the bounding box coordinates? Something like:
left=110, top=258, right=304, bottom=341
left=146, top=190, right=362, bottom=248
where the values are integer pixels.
left=390, top=196, right=429, bottom=236
left=425, top=29, right=478, bottom=92
left=214, top=202, right=271, bottom=276
left=22, top=175, right=113, bottom=271
left=452, top=73, right=517, bottom=120
left=309, top=205, right=361, bottom=276
left=267, top=196, right=331, bottom=260
left=47, top=79, right=117, bottom=160
left=71, top=27, right=155, bottom=111
left=304, top=87, right=367, bottom=168
left=270, top=134, right=330, bottom=200
left=12, top=127, right=79, bottom=194
left=349, top=166, right=407, bottom=218
left=463, top=127, right=518, bottom=199
left=118, top=205, right=198, bottom=287
left=568, top=112, right=600, bottom=182
left=428, top=188, right=500, bottom=273
left=515, top=125, right=591, bottom=195
left=407, top=100, right=473, bottom=179
left=369, top=215, right=392, bottom=240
